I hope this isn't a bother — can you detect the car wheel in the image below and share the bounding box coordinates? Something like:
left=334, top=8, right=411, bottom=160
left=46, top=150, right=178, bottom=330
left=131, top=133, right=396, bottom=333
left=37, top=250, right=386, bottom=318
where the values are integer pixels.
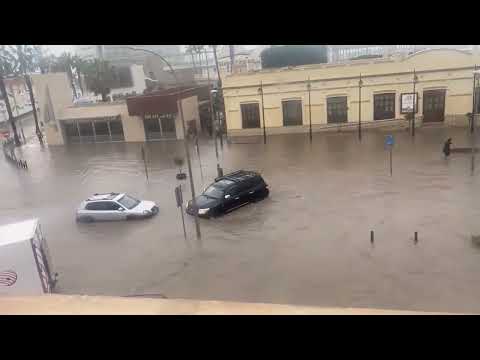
left=79, top=216, right=94, bottom=223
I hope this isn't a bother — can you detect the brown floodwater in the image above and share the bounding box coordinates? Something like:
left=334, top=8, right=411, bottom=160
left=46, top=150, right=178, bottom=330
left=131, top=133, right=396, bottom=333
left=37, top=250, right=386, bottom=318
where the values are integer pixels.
left=2, top=125, right=480, bottom=312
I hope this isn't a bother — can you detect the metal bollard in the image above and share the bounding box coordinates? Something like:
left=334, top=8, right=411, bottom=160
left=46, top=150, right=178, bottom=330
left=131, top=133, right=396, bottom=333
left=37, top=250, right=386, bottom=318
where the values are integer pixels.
left=370, top=230, right=374, bottom=243
left=414, top=231, right=418, bottom=244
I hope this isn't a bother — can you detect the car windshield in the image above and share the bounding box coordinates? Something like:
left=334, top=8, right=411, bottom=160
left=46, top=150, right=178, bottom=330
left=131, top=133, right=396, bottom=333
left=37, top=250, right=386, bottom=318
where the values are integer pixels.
left=203, top=179, right=234, bottom=199
left=203, top=185, right=224, bottom=199
left=117, top=194, right=140, bottom=209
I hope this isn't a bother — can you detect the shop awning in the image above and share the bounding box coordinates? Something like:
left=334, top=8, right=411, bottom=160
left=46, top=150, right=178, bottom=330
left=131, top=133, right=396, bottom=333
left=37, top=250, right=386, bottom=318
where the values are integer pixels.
left=126, top=85, right=211, bottom=117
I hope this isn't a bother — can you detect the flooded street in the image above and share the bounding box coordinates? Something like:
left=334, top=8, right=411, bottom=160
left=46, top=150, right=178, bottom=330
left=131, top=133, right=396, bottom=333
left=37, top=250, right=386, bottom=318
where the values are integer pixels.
left=2, top=126, right=480, bottom=312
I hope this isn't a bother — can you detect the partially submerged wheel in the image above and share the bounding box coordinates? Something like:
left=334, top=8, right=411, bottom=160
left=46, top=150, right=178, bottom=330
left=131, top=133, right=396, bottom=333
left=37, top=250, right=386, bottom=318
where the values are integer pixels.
left=78, top=216, right=94, bottom=223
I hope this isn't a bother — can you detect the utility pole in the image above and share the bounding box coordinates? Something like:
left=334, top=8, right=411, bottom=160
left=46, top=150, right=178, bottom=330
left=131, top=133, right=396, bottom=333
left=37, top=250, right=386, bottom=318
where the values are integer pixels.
left=307, top=77, right=312, bottom=143
left=471, top=65, right=477, bottom=134
left=204, top=49, right=221, bottom=176
left=25, top=75, right=43, bottom=144
left=259, top=81, right=266, bottom=144
left=10, top=88, right=25, bottom=143
left=412, top=69, right=418, bottom=138
left=471, top=65, right=479, bottom=175
left=0, top=57, right=21, bottom=146
left=358, top=73, right=363, bottom=142
left=16, top=46, right=43, bottom=144
left=120, top=47, right=201, bottom=243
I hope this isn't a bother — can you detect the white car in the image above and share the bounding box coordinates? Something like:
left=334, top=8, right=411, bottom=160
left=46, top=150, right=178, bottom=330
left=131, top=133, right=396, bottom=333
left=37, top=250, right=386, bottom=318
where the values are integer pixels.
left=76, top=193, right=158, bottom=222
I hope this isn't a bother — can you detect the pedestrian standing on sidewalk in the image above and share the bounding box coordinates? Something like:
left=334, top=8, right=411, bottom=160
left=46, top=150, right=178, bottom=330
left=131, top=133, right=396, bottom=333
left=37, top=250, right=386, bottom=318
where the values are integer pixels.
left=443, top=138, right=452, bottom=159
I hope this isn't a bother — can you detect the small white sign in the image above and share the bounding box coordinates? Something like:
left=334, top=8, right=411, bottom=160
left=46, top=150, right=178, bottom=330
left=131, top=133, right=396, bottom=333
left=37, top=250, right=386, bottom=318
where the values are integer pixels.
left=401, top=93, right=418, bottom=114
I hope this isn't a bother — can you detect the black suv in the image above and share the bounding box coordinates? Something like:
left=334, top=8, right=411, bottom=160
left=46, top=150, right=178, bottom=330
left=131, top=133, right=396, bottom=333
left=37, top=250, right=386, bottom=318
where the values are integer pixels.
left=186, top=170, right=269, bottom=218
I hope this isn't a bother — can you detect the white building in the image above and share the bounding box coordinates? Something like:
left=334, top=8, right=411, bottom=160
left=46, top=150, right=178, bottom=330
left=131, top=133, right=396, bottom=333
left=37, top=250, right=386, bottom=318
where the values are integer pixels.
left=328, top=45, right=476, bottom=62
left=108, top=64, right=147, bottom=101
left=75, top=45, right=182, bottom=66
left=217, top=45, right=268, bottom=76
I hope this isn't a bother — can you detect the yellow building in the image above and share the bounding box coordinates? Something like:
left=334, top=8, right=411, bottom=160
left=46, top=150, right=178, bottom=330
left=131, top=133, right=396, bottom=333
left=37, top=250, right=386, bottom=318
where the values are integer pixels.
left=222, top=49, right=480, bottom=136
left=31, top=73, right=203, bottom=146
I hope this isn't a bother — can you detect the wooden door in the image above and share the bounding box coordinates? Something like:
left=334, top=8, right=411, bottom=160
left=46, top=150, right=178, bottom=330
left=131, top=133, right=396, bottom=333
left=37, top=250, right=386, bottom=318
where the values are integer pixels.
left=423, top=90, right=445, bottom=123
left=241, top=103, right=261, bottom=129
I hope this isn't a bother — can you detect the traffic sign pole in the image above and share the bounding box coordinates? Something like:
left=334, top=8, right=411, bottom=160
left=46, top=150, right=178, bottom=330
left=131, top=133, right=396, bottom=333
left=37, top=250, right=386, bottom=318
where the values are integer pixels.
left=141, top=146, right=149, bottom=182
left=175, top=185, right=187, bottom=242
left=390, top=148, right=393, bottom=176
left=385, top=135, right=394, bottom=177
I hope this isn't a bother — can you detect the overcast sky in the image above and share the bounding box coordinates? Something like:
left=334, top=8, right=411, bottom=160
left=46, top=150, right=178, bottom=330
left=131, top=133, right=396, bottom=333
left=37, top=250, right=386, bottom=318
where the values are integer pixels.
left=43, top=45, right=261, bottom=56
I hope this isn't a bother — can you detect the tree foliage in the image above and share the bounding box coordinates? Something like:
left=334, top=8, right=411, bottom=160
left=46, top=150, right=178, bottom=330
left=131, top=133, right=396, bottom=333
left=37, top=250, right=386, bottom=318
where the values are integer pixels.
left=260, top=45, right=328, bottom=69
left=0, top=45, right=44, bottom=76
left=82, top=59, right=117, bottom=102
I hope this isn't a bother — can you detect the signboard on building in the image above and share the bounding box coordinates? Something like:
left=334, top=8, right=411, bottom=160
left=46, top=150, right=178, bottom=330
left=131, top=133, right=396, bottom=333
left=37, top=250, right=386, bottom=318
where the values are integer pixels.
left=400, top=93, right=419, bottom=114
left=143, top=113, right=175, bottom=120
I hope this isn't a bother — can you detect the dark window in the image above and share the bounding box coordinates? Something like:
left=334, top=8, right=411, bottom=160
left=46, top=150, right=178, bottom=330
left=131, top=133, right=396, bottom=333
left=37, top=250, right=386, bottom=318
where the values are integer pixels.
left=78, top=122, right=94, bottom=137
left=238, top=180, right=252, bottom=192
left=144, top=118, right=160, bottom=133
left=64, top=122, right=79, bottom=137
left=282, top=99, right=303, bottom=126
left=161, top=116, right=176, bottom=134
left=241, top=103, right=261, bottom=129
left=374, top=93, right=396, bottom=120
left=94, top=121, right=109, bottom=142
left=228, top=185, right=241, bottom=196
left=109, top=120, right=124, bottom=141
left=104, top=202, right=121, bottom=211
left=86, top=201, right=120, bottom=211
left=85, top=202, right=104, bottom=211
left=327, top=97, right=348, bottom=123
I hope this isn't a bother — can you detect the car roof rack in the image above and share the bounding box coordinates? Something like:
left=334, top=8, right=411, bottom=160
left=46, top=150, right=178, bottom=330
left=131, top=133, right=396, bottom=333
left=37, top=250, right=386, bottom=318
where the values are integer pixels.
left=215, top=170, right=257, bottom=183
left=87, top=192, right=119, bottom=201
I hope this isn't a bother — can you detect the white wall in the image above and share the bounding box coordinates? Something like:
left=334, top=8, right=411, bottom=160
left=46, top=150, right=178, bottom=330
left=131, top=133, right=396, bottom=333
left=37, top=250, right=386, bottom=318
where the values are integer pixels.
left=109, top=64, right=146, bottom=98
left=31, top=73, right=74, bottom=145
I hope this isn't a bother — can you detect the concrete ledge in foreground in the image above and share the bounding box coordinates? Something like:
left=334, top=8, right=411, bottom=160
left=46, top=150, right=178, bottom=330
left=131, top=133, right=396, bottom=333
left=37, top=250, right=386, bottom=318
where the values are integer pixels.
left=0, top=295, right=460, bottom=315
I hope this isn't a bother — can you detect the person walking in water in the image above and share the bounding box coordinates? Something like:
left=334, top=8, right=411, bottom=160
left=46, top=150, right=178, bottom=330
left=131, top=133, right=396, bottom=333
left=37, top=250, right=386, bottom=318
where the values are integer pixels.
left=443, top=138, right=452, bottom=158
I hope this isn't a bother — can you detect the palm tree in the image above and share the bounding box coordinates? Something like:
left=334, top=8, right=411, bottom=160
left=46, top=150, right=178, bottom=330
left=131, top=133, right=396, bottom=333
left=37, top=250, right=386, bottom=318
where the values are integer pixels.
left=229, top=45, right=235, bottom=74
left=211, top=45, right=222, bottom=87
left=38, top=53, right=56, bottom=74
left=193, top=45, right=205, bottom=78
left=185, top=45, right=197, bottom=76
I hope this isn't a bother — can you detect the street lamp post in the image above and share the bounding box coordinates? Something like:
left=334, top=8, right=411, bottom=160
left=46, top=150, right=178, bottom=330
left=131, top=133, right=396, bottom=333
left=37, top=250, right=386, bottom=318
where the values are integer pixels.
left=307, top=77, right=312, bottom=143
left=471, top=65, right=478, bottom=134
left=470, top=66, right=480, bottom=175
left=203, top=49, right=221, bottom=176
left=258, top=81, right=266, bottom=144
left=120, top=46, right=201, bottom=242
left=412, top=69, right=418, bottom=138
left=358, top=73, right=363, bottom=142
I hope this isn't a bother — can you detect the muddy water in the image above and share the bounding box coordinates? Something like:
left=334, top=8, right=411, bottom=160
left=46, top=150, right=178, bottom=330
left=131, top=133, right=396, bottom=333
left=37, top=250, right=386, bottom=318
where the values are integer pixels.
left=2, top=126, right=480, bottom=312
